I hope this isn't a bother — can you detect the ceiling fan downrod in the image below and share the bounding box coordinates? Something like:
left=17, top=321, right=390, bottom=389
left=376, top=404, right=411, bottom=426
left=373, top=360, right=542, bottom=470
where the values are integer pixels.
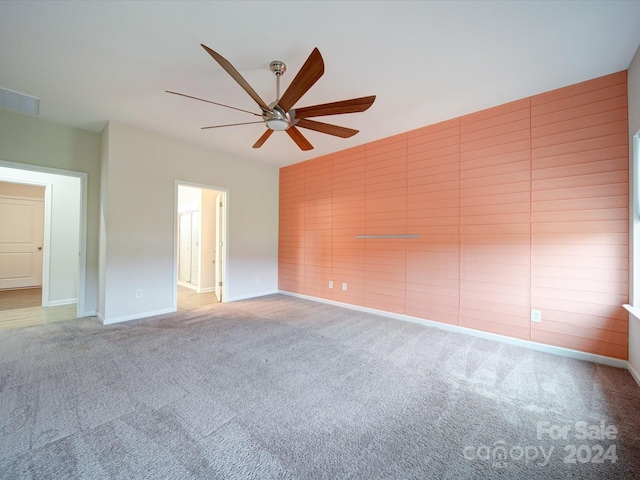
left=270, top=60, right=286, bottom=102
left=266, top=60, right=290, bottom=130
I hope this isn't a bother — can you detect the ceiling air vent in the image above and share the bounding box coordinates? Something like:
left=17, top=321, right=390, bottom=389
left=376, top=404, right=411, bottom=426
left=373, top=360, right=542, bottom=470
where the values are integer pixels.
left=0, top=87, right=40, bottom=116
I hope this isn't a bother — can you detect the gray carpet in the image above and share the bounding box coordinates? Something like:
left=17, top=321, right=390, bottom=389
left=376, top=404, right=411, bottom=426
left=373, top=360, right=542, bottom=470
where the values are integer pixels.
left=1, top=294, right=639, bottom=479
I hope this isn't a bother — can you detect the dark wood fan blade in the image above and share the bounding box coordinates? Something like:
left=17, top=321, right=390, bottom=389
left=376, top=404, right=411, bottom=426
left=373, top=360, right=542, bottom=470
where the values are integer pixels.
left=293, top=95, right=376, bottom=118
left=253, top=129, right=274, bottom=148
left=166, top=91, right=263, bottom=117
left=277, top=48, right=324, bottom=112
left=201, top=121, right=264, bottom=129
left=286, top=126, right=313, bottom=151
left=296, top=118, right=358, bottom=138
left=201, top=44, right=270, bottom=111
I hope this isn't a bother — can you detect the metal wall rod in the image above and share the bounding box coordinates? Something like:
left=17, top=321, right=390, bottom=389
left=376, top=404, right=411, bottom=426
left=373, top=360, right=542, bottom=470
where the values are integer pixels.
left=355, top=234, right=420, bottom=239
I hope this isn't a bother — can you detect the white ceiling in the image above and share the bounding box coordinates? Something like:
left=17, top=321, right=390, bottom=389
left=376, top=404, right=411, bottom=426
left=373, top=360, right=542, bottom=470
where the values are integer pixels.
left=1, top=1, right=639, bottom=168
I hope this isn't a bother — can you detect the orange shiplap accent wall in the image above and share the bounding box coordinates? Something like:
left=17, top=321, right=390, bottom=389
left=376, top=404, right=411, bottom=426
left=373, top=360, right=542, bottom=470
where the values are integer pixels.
left=460, top=99, right=532, bottom=340
left=279, top=161, right=306, bottom=293
left=332, top=146, right=366, bottom=305
left=364, top=134, right=408, bottom=314
left=530, top=71, right=629, bottom=359
left=406, top=119, right=461, bottom=325
left=278, top=71, right=629, bottom=359
left=303, top=155, right=333, bottom=300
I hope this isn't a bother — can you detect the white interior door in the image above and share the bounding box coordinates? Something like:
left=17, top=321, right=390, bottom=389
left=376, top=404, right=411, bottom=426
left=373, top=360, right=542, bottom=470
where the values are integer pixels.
left=215, top=192, right=223, bottom=302
left=0, top=197, right=44, bottom=290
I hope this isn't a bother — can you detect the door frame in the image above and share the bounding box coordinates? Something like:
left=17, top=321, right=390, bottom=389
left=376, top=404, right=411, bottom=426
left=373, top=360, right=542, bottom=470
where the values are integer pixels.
left=0, top=159, right=88, bottom=317
left=173, top=180, right=229, bottom=310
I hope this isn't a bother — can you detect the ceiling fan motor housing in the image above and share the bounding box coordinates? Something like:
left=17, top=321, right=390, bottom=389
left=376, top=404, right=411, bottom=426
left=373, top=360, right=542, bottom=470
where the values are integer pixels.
left=264, top=103, right=291, bottom=131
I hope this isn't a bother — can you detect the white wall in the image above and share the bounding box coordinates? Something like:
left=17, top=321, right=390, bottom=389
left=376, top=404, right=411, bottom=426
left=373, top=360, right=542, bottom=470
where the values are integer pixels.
left=49, top=175, right=81, bottom=304
left=0, top=166, right=81, bottom=305
left=628, top=44, right=640, bottom=382
left=0, top=108, right=100, bottom=315
left=99, top=121, right=279, bottom=323
left=177, top=185, right=201, bottom=213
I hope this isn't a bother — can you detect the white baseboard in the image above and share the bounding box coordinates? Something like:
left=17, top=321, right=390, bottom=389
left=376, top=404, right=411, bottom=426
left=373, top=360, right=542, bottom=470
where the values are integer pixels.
left=100, top=307, right=175, bottom=325
left=197, top=287, right=215, bottom=293
left=47, top=298, right=77, bottom=307
left=279, top=290, right=629, bottom=370
left=628, top=361, right=640, bottom=387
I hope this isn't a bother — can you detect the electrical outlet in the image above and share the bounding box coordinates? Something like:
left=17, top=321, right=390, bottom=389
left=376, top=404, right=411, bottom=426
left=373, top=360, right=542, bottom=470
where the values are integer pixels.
left=329, top=281, right=333, bottom=289
left=342, top=282, right=347, bottom=291
left=531, top=309, right=542, bottom=323
left=136, top=289, right=143, bottom=299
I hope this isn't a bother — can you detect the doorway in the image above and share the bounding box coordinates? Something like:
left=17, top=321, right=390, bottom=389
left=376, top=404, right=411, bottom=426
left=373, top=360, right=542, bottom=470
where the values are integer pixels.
left=176, top=183, right=227, bottom=309
left=178, top=209, right=200, bottom=286
left=0, top=160, right=86, bottom=328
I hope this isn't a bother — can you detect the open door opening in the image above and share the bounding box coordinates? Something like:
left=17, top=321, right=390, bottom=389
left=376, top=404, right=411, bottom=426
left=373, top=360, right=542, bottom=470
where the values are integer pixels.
left=176, top=183, right=227, bottom=310
left=0, top=161, right=86, bottom=325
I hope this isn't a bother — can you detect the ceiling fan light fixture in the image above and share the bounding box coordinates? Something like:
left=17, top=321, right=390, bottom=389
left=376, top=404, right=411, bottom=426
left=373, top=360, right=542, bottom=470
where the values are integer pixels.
left=264, top=103, right=290, bottom=131
left=266, top=118, right=289, bottom=131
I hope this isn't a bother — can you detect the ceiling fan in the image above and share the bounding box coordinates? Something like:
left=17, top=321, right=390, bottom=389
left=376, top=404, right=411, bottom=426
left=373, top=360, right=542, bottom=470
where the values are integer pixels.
left=167, top=44, right=376, bottom=151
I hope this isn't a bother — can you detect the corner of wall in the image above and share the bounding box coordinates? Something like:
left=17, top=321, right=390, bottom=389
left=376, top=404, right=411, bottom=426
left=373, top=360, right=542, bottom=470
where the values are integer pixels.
left=628, top=43, right=640, bottom=382
left=98, top=122, right=110, bottom=319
